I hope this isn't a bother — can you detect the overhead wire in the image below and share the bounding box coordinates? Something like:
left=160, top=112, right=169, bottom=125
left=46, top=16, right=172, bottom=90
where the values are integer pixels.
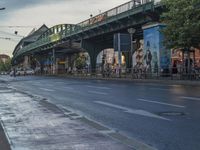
left=0, top=30, right=24, bottom=37
left=0, top=36, right=20, bottom=42
left=0, top=25, right=36, bottom=28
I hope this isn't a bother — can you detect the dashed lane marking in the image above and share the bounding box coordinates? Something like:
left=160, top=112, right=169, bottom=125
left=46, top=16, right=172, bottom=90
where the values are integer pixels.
left=62, top=87, right=74, bottom=90
left=88, top=91, right=108, bottom=95
left=149, top=87, right=170, bottom=91
left=137, top=99, right=185, bottom=108
left=55, top=81, right=63, bottom=84
left=39, top=88, right=55, bottom=92
left=86, top=85, right=111, bottom=90
left=94, top=101, right=170, bottom=121
left=181, top=96, right=200, bottom=101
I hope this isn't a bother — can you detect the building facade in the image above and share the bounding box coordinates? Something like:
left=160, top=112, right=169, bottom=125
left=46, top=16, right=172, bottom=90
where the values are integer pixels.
left=0, top=54, right=10, bottom=63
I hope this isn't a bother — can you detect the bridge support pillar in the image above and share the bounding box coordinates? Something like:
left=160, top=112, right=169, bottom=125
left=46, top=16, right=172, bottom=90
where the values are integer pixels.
left=23, top=55, right=31, bottom=69
left=81, top=40, right=103, bottom=74
left=52, top=49, right=58, bottom=75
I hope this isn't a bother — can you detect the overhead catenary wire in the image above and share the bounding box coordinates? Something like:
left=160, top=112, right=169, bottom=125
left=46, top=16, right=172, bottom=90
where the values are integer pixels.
left=0, top=36, right=21, bottom=42
left=0, top=30, right=24, bottom=37
left=0, top=37, right=11, bottom=40
left=0, top=25, right=37, bottom=28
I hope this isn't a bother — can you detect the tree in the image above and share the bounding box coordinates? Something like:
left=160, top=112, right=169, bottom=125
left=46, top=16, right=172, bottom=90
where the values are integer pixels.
left=75, top=54, right=87, bottom=70
left=0, top=58, right=11, bottom=72
left=161, top=0, right=200, bottom=49
left=0, top=60, right=5, bottom=71
left=4, top=58, right=12, bottom=71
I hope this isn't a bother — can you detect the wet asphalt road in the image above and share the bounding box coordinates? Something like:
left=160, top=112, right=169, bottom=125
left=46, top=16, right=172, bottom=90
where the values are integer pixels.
left=1, top=75, right=200, bottom=150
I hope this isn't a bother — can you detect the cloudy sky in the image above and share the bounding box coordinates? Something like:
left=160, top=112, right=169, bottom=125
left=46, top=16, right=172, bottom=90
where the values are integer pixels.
left=0, top=0, right=130, bottom=56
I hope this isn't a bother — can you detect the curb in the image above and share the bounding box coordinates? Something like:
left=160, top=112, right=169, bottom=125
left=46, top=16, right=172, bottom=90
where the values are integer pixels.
left=0, top=119, right=12, bottom=150
left=46, top=74, right=200, bottom=86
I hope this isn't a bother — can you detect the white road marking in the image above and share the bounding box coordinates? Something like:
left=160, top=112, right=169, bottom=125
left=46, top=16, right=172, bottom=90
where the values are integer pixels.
left=94, top=101, right=170, bottom=121
left=137, top=99, right=185, bottom=108
left=55, top=81, right=63, bottom=84
left=86, top=85, right=111, bottom=90
left=45, top=84, right=53, bottom=87
left=88, top=91, right=108, bottom=95
left=33, top=83, right=42, bottom=86
left=149, top=88, right=169, bottom=91
left=181, top=96, right=200, bottom=101
left=39, top=88, right=55, bottom=92
left=63, top=87, right=74, bottom=90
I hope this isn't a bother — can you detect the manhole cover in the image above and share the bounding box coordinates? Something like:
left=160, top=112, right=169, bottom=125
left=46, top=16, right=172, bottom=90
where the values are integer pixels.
left=159, top=112, right=186, bottom=116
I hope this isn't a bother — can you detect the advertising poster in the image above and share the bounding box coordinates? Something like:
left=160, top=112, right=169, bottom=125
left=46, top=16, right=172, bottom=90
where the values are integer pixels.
left=143, top=24, right=170, bottom=73
left=143, top=25, right=160, bottom=73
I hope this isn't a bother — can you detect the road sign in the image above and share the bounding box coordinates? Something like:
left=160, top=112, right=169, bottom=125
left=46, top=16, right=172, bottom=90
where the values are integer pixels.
left=113, top=33, right=131, bottom=52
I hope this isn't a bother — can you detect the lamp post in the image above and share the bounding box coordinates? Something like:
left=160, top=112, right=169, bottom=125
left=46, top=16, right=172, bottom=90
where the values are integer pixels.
left=127, top=28, right=136, bottom=72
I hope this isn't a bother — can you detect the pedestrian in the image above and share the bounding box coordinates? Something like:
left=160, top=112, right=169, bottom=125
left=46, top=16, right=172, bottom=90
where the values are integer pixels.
left=13, top=68, right=16, bottom=77
left=172, top=61, right=178, bottom=74
left=115, top=64, right=120, bottom=78
left=177, top=61, right=182, bottom=74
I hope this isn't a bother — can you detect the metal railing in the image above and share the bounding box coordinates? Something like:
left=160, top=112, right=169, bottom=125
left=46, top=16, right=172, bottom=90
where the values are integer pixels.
left=33, top=66, right=200, bottom=81
left=74, top=0, right=153, bottom=31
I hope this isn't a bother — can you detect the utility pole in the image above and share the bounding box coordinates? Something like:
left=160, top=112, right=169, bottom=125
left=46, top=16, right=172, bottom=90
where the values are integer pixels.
left=52, top=49, right=56, bottom=75
left=127, top=28, right=136, bottom=73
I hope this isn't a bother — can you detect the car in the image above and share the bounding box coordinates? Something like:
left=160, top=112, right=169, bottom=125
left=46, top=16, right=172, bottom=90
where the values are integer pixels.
left=9, top=71, right=14, bottom=76
left=25, top=69, right=35, bottom=75
left=16, top=70, right=25, bottom=76
left=0, top=71, right=7, bottom=75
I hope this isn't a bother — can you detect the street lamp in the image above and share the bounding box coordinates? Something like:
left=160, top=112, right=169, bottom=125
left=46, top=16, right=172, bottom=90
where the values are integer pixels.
left=127, top=28, right=136, bottom=71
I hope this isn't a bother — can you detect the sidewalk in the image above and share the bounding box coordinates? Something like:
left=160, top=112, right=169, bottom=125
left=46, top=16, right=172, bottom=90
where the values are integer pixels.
left=0, top=117, right=11, bottom=150
left=0, top=83, right=11, bottom=150
left=0, top=83, right=156, bottom=150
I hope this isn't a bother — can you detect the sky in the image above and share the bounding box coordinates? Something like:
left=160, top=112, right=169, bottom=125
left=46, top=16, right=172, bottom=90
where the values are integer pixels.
left=0, top=0, right=131, bottom=57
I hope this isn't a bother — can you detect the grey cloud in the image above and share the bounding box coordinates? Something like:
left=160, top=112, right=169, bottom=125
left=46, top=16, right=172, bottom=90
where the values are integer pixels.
left=1, top=0, right=100, bottom=11
left=0, top=0, right=68, bottom=22
left=2, top=0, right=65, bottom=10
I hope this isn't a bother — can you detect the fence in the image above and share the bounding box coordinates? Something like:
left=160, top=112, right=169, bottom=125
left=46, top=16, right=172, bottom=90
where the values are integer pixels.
left=35, top=66, right=200, bottom=81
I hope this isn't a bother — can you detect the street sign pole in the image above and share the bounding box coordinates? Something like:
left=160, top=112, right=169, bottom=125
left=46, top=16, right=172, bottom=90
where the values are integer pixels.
left=118, top=33, right=122, bottom=77
left=127, top=28, right=136, bottom=74
left=118, top=33, right=121, bottom=68
left=52, top=49, right=56, bottom=75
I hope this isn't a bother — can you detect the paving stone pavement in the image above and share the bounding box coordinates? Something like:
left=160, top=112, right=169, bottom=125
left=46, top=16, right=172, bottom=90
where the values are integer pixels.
left=0, top=86, right=133, bottom=150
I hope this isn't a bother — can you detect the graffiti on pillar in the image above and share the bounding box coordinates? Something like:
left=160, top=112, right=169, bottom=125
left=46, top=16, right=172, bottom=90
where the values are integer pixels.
left=133, top=40, right=144, bottom=72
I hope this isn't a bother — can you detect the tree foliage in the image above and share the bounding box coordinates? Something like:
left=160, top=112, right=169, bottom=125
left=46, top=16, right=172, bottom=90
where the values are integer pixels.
left=75, top=54, right=86, bottom=70
left=161, top=0, right=200, bottom=49
left=0, top=58, right=11, bottom=72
